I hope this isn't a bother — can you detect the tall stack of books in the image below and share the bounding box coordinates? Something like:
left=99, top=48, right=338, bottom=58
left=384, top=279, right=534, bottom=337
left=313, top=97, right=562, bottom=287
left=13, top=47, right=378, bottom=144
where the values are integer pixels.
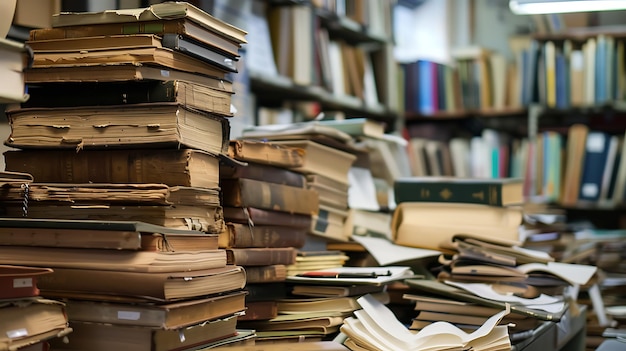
left=0, top=2, right=257, bottom=350
left=220, top=139, right=317, bottom=335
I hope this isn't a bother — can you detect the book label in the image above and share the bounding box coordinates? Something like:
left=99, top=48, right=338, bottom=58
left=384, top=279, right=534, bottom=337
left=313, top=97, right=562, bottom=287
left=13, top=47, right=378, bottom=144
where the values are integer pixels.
left=12, top=277, right=32, bottom=288
left=7, top=328, right=28, bottom=339
left=117, top=311, right=141, bottom=321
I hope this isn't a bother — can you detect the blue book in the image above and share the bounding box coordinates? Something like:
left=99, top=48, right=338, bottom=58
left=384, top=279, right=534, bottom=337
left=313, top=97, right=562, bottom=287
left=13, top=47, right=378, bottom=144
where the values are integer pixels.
left=418, top=60, right=434, bottom=114
left=555, top=52, right=567, bottom=109
left=579, top=132, right=611, bottom=202
left=595, top=36, right=607, bottom=104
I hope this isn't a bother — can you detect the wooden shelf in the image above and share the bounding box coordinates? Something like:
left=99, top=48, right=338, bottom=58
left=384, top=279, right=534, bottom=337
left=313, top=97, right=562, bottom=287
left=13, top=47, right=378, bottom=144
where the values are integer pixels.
left=405, top=108, right=528, bottom=121
left=532, top=25, right=626, bottom=42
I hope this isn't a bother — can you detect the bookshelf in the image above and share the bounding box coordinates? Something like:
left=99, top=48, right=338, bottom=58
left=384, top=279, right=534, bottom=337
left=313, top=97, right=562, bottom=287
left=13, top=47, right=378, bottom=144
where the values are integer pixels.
left=243, top=0, right=400, bottom=131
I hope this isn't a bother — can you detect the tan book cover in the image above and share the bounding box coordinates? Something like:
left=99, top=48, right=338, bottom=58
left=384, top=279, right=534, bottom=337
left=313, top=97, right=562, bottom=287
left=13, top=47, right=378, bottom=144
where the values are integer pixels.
left=228, top=139, right=304, bottom=168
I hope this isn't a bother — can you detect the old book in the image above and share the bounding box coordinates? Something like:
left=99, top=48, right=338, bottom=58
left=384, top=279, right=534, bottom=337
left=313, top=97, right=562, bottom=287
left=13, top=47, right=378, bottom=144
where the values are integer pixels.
left=223, top=207, right=312, bottom=228
left=228, top=140, right=304, bottom=168
left=5, top=148, right=220, bottom=189
left=0, top=298, right=70, bottom=351
left=244, top=282, right=288, bottom=302
left=193, top=341, right=349, bottom=351
left=309, top=182, right=349, bottom=209
left=317, top=118, right=385, bottom=139
left=5, top=104, right=230, bottom=155
left=0, top=218, right=218, bottom=251
left=0, top=265, right=53, bottom=299
left=0, top=171, right=33, bottom=185
left=270, top=140, right=357, bottom=185
left=220, top=161, right=306, bottom=188
left=0, top=183, right=219, bottom=207
left=220, top=223, right=307, bottom=248
left=23, top=80, right=233, bottom=116
left=38, top=265, right=246, bottom=301
left=394, top=177, right=524, bottom=207
left=276, top=297, right=362, bottom=314
left=51, top=2, right=247, bottom=45
left=29, top=18, right=241, bottom=57
left=306, top=174, right=350, bottom=193
left=226, top=247, right=297, bottom=266
left=25, top=63, right=233, bottom=90
left=0, top=203, right=224, bottom=233
left=221, top=178, right=319, bottom=216
left=162, top=33, right=237, bottom=72
left=50, top=314, right=239, bottom=351
left=291, top=284, right=385, bottom=298
left=0, top=246, right=226, bottom=273
left=237, top=301, right=278, bottom=321
left=65, top=290, right=246, bottom=329
left=0, top=38, right=30, bottom=104
left=403, top=294, right=530, bottom=321
left=238, top=311, right=346, bottom=333
left=244, top=264, right=287, bottom=284
left=310, top=204, right=350, bottom=242
left=391, top=202, right=523, bottom=251
left=31, top=45, right=229, bottom=80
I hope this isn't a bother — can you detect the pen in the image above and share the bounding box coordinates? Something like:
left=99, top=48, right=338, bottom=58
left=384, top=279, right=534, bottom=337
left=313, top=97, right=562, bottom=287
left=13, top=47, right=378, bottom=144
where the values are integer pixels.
left=296, top=271, right=392, bottom=278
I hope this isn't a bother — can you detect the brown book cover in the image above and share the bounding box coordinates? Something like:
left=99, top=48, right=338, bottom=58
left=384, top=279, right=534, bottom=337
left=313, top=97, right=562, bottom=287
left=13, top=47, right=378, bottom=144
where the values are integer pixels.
left=0, top=246, right=227, bottom=273
left=220, top=161, right=306, bottom=188
left=0, top=265, right=53, bottom=299
left=220, top=223, right=307, bottom=248
left=244, top=265, right=287, bottom=284
left=228, top=139, right=304, bottom=168
left=29, top=18, right=241, bottom=57
left=0, top=203, right=225, bottom=234
left=221, top=178, right=319, bottom=216
left=50, top=314, right=239, bottom=351
left=37, top=265, right=246, bottom=301
left=226, top=248, right=297, bottom=266
left=66, top=290, right=246, bottom=329
left=237, top=300, right=278, bottom=321
left=0, top=217, right=218, bottom=251
left=0, top=170, right=33, bottom=186
left=223, top=207, right=312, bottom=228
left=5, top=103, right=230, bottom=155
left=4, top=149, right=220, bottom=189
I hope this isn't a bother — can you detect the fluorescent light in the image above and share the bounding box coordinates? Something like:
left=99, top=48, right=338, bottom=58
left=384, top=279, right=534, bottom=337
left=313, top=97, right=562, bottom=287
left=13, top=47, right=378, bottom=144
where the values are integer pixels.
left=510, top=0, right=626, bottom=14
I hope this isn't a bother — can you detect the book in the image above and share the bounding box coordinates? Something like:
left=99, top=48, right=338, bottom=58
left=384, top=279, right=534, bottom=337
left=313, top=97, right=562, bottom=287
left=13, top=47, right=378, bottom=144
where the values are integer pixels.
left=220, top=223, right=307, bottom=248
left=23, top=80, right=233, bottom=116
left=0, top=38, right=30, bottom=103
left=228, top=139, right=304, bottom=168
left=29, top=18, right=241, bottom=57
left=276, top=295, right=389, bottom=315
left=225, top=247, right=297, bottom=266
left=394, top=177, right=524, bottom=206
left=38, top=265, right=246, bottom=301
left=267, top=140, right=357, bottom=185
left=291, top=284, right=385, bottom=298
left=560, top=124, right=589, bottom=206
left=4, top=148, right=220, bottom=189
left=25, top=63, right=233, bottom=89
left=0, top=246, right=227, bottom=273
left=5, top=104, right=230, bottom=155
left=244, top=264, right=287, bottom=284
left=237, top=301, right=278, bottom=321
left=0, top=298, right=70, bottom=351
left=579, top=131, right=611, bottom=203
left=51, top=2, right=247, bottom=45
left=238, top=311, right=346, bottom=334
left=221, top=178, right=319, bottom=216
left=391, top=202, right=523, bottom=251
left=316, top=118, right=385, bottom=139
left=31, top=45, right=229, bottom=80
left=220, top=161, right=306, bottom=188
left=286, top=266, right=414, bottom=286
left=0, top=218, right=217, bottom=251
left=244, top=282, right=288, bottom=302
left=0, top=171, right=33, bottom=185
left=50, top=314, right=239, bottom=351
left=223, top=207, right=312, bottom=228
left=65, top=290, right=246, bottom=329
left=161, top=33, right=237, bottom=72
left=0, top=265, right=53, bottom=299
left=206, top=341, right=350, bottom=350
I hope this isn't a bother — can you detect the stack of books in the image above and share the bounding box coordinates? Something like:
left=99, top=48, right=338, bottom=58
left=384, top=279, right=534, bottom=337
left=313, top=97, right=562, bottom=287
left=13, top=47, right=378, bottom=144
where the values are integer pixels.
left=0, top=2, right=259, bottom=350
left=0, top=264, right=70, bottom=351
left=220, top=139, right=317, bottom=331
left=240, top=123, right=358, bottom=243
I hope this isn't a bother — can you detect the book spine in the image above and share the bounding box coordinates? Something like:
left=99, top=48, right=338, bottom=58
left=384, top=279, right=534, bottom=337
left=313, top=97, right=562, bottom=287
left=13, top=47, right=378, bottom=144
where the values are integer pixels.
left=29, top=20, right=182, bottom=40
left=223, top=223, right=307, bottom=248
left=226, top=248, right=296, bottom=266
left=394, top=182, right=505, bottom=206
left=220, top=164, right=306, bottom=188
left=243, top=265, right=287, bottom=284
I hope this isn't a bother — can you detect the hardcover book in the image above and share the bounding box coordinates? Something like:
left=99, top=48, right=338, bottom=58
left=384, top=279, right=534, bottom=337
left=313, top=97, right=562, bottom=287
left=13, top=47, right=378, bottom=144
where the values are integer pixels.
left=220, top=223, right=307, bottom=248
left=223, top=207, right=312, bottom=228
left=4, top=148, right=220, bottom=189
left=0, top=265, right=53, bottom=299
left=226, top=247, right=297, bottom=266
left=220, top=161, right=306, bottom=188
left=394, top=177, right=524, bottom=206
left=5, top=104, right=230, bottom=155
left=228, top=139, right=304, bottom=168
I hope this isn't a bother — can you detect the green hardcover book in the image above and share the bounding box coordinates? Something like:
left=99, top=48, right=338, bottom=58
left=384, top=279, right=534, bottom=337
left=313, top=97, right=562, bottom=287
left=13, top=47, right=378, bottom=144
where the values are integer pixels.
left=394, top=177, right=523, bottom=206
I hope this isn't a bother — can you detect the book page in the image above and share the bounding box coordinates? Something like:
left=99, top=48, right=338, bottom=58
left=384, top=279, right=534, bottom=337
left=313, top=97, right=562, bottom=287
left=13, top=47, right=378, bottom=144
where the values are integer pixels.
left=351, top=236, right=439, bottom=266
left=517, top=261, right=597, bottom=286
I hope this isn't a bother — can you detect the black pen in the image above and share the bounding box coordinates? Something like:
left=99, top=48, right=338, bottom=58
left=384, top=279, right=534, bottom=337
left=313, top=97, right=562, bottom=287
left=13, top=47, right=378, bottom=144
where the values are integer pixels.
left=296, top=271, right=392, bottom=278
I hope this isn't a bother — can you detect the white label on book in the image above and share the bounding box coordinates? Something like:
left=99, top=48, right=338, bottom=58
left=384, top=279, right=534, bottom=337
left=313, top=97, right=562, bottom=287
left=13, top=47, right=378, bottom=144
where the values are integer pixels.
left=581, top=183, right=598, bottom=198
left=117, top=311, right=141, bottom=321
left=13, top=278, right=32, bottom=288
left=587, top=133, right=605, bottom=153
left=7, top=328, right=28, bottom=339
left=570, top=51, right=584, bottom=71
left=160, top=70, right=170, bottom=78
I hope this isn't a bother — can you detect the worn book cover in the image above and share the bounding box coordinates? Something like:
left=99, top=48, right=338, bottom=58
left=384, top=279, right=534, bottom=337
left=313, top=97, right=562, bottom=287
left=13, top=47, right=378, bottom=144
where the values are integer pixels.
left=228, top=139, right=304, bottom=168
left=223, top=207, right=312, bottom=228
left=220, top=161, right=306, bottom=188
left=220, top=223, right=307, bottom=248
left=0, top=265, right=53, bottom=299
left=226, top=247, right=297, bottom=266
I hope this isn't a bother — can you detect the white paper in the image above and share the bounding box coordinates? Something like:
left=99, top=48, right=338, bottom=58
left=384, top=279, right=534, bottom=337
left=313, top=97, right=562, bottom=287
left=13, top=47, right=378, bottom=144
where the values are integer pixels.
left=348, top=167, right=380, bottom=211
left=517, top=261, right=597, bottom=286
left=286, top=266, right=414, bottom=285
left=0, top=0, right=17, bottom=39
left=351, top=235, right=439, bottom=266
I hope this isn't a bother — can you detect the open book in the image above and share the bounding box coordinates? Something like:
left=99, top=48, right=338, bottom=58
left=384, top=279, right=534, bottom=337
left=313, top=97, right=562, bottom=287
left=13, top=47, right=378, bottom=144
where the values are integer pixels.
left=340, top=294, right=511, bottom=351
